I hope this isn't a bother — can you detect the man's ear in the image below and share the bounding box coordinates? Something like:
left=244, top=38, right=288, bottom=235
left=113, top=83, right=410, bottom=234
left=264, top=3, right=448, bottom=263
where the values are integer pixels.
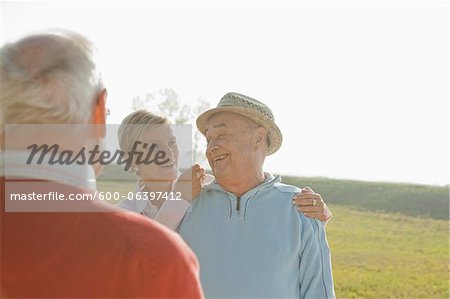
left=254, top=127, right=267, bottom=148
left=92, top=88, right=107, bottom=137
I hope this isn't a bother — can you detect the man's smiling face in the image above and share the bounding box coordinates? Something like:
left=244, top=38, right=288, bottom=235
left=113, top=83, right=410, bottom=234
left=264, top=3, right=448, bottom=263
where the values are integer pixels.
left=204, top=112, right=259, bottom=181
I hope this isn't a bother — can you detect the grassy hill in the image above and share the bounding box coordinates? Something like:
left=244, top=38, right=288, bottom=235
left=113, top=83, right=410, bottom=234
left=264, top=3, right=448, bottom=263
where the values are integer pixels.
left=282, top=176, right=449, bottom=220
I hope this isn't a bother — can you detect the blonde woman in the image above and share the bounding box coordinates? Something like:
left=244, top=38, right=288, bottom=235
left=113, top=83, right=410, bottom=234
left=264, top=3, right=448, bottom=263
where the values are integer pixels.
left=117, top=110, right=206, bottom=230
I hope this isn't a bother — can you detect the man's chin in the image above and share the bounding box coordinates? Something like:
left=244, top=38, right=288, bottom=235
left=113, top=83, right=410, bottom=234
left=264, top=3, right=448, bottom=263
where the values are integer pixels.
left=211, top=167, right=226, bottom=180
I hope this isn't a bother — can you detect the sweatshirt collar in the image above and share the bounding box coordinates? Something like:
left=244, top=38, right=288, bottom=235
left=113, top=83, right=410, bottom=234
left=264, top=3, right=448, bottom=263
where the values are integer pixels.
left=203, top=172, right=280, bottom=198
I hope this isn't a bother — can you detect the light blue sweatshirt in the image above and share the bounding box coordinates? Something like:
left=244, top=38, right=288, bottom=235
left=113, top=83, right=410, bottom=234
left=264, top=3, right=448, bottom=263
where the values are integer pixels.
left=180, top=173, right=335, bottom=299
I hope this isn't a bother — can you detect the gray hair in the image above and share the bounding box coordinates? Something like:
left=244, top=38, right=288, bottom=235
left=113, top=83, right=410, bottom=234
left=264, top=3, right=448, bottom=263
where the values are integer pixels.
left=0, top=29, right=103, bottom=131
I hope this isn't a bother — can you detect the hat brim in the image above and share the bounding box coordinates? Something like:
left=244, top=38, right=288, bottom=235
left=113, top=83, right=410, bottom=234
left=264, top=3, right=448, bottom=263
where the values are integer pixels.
left=196, top=106, right=282, bottom=155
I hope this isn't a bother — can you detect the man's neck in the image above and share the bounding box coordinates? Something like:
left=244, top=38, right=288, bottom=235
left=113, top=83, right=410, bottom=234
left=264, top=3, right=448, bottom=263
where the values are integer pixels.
left=217, top=169, right=265, bottom=197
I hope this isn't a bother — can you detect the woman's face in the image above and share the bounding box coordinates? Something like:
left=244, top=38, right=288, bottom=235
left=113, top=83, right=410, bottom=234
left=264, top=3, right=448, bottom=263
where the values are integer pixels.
left=135, top=124, right=179, bottom=182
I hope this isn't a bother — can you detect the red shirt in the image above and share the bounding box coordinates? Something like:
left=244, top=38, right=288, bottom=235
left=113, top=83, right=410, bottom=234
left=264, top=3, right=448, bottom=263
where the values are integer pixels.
left=0, top=177, right=204, bottom=298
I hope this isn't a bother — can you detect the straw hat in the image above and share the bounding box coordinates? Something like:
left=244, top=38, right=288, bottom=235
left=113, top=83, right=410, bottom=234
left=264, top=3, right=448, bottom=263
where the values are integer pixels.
left=196, top=92, right=282, bottom=155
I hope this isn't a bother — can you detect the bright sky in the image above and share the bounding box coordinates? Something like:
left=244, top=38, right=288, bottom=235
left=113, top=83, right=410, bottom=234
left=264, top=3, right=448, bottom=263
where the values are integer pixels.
left=1, top=0, right=448, bottom=185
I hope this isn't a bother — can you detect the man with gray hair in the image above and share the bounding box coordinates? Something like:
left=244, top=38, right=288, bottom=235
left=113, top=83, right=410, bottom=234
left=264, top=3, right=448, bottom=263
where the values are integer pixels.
left=180, top=92, right=335, bottom=298
left=0, top=31, right=203, bottom=298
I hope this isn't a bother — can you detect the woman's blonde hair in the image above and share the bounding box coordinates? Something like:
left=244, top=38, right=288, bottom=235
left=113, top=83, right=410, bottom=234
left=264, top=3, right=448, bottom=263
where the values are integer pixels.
left=118, top=110, right=169, bottom=167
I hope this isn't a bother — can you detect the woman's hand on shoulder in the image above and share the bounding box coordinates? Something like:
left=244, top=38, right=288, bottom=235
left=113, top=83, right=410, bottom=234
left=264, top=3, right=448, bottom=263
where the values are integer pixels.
left=292, top=186, right=332, bottom=224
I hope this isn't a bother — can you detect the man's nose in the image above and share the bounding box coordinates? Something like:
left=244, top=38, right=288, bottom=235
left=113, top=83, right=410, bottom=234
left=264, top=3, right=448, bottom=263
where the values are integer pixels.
left=206, top=141, right=219, bottom=155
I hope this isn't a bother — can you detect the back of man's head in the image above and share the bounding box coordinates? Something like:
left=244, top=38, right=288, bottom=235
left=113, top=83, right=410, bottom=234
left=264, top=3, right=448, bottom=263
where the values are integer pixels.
left=0, top=30, right=103, bottom=131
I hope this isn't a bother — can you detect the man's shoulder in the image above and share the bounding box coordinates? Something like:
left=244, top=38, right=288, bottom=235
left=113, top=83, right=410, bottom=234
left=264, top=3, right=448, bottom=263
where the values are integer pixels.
left=272, top=181, right=302, bottom=195
left=267, top=182, right=318, bottom=224
left=100, top=210, right=195, bottom=259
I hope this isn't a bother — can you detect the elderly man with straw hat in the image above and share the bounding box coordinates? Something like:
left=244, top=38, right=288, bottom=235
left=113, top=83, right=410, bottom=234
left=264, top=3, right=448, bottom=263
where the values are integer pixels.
left=180, top=92, right=335, bottom=298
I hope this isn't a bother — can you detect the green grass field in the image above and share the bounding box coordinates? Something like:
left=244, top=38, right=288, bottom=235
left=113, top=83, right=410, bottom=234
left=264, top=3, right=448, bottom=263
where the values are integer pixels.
left=97, top=177, right=449, bottom=298
left=326, top=205, right=448, bottom=298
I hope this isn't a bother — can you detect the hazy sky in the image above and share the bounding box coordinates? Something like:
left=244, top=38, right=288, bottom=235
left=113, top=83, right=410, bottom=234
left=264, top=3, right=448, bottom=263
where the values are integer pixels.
left=1, top=0, right=448, bottom=185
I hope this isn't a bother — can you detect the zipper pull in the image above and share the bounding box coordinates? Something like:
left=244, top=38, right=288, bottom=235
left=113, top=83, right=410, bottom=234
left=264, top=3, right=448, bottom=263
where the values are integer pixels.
left=236, top=197, right=240, bottom=212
